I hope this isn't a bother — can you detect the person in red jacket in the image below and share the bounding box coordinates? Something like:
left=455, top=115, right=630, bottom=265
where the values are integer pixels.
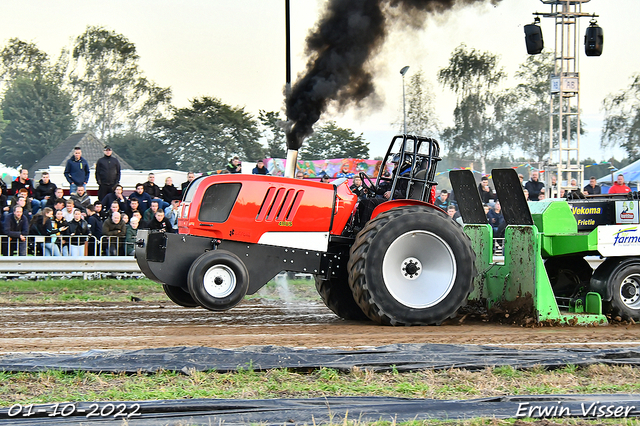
left=608, top=174, right=632, bottom=194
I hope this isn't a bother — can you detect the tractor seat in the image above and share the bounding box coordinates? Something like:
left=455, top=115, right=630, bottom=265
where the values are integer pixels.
left=409, top=169, right=428, bottom=201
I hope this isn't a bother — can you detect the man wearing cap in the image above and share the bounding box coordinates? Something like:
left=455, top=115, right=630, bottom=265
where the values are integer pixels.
left=95, top=145, right=121, bottom=202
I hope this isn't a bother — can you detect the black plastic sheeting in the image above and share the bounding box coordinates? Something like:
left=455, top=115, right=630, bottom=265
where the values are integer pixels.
left=1, top=394, right=639, bottom=425
left=2, top=345, right=640, bottom=425
left=0, top=344, right=640, bottom=374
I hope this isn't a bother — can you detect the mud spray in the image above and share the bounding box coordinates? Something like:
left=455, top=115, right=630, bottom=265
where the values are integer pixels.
left=275, top=272, right=295, bottom=303
left=284, top=0, right=502, bottom=171
left=258, top=272, right=296, bottom=305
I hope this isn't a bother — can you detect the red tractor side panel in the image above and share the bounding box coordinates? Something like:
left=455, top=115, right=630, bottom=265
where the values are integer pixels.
left=178, top=175, right=357, bottom=244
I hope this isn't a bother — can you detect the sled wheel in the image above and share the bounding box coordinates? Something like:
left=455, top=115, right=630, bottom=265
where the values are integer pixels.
left=348, top=205, right=475, bottom=325
left=162, top=284, right=199, bottom=308
left=187, top=250, right=249, bottom=311
left=544, top=256, right=593, bottom=298
left=602, top=262, right=640, bottom=321
left=315, top=272, right=369, bottom=321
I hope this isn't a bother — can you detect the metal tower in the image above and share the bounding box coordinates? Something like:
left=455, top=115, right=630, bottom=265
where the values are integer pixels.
left=535, top=0, right=597, bottom=197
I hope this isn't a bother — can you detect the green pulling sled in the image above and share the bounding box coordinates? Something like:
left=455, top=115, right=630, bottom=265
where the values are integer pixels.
left=451, top=168, right=640, bottom=325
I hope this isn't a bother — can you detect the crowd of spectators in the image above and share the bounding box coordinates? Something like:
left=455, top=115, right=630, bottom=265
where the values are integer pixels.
left=0, top=145, right=196, bottom=257
left=426, top=170, right=618, bottom=247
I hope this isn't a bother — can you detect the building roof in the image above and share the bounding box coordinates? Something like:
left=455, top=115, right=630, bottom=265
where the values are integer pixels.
left=34, top=132, right=133, bottom=171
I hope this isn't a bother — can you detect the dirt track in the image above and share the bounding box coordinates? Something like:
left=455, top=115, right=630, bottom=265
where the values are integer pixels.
left=0, top=299, right=638, bottom=353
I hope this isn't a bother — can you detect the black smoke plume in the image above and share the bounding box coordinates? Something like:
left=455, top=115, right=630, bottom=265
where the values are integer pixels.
left=285, top=0, right=501, bottom=150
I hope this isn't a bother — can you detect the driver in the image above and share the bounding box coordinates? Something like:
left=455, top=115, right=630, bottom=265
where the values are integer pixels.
left=377, top=154, right=413, bottom=200
left=356, top=154, right=412, bottom=227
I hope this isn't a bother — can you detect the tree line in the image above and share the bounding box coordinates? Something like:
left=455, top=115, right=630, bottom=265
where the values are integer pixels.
left=0, top=27, right=368, bottom=172
left=0, top=27, right=638, bottom=173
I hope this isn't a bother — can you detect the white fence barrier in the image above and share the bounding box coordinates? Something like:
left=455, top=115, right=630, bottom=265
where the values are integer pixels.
left=0, top=256, right=142, bottom=279
left=0, top=235, right=603, bottom=279
left=0, top=235, right=135, bottom=258
left=0, top=235, right=141, bottom=278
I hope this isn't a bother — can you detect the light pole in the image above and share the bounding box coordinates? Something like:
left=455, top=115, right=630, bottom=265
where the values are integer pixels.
left=400, top=66, right=410, bottom=135
left=285, top=0, right=291, bottom=102
left=525, top=1, right=601, bottom=197
left=284, top=0, right=298, bottom=179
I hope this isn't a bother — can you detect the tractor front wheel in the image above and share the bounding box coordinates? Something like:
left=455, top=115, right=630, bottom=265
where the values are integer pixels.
left=162, top=284, right=199, bottom=308
left=187, top=250, right=249, bottom=311
left=348, top=205, right=475, bottom=325
left=315, top=272, right=369, bottom=321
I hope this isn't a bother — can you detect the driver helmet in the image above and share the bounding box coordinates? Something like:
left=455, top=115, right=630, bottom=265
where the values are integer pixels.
left=391, top=153, right=412, bottom=166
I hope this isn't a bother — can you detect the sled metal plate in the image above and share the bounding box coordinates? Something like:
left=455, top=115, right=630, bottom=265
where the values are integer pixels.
left=147, top=232, right=167, bottom=263
left=136, top=231, right=215, bottom=286
left=449, top=170, right=487, bottom=224
left=492, top=168, right=533, bottom=226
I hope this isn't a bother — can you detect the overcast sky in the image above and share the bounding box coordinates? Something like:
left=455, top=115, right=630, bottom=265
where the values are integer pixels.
left=0, top=0, right=636, bottom=163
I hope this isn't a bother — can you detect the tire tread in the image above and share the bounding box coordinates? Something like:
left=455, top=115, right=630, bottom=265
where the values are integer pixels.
left=348, top=205, right=476, bottom=326
left=315, top=275, right=369, bottom=321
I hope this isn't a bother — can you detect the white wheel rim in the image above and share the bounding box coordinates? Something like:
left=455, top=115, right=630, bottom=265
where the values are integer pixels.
left=203, top=265, right=236, bottom=298
left=620, top=274, right=640, bottom=309
left=382, top=230, right=456, bottom=308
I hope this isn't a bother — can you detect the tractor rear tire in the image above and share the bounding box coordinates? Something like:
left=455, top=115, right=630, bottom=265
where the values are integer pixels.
left=315, top=273, right=369, bottom=321
left=187, top=250, right=249, bottom=311
left=162, top=284, right=199, bottom=308
left=348, top=205, right=475, bottom=325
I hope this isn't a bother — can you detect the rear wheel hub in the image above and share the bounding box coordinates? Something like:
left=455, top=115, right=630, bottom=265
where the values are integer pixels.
left=402, top=257, right=422, bottom=279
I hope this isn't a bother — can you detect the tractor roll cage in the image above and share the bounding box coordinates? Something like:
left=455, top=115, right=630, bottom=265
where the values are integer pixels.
left=375, top=135, right=441, bottom=202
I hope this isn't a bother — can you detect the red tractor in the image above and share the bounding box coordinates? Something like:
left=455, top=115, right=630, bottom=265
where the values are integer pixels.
left=136, top=135, right=476, bottom=325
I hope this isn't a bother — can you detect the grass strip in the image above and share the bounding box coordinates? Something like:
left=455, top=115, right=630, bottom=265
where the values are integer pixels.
left=0, top=364, right=639, bottom=407
left=1, top=365, right=640, bottom=425
left=0, top=277, right=319, bottom=304
left=0, top=278, right=165, bottom=303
